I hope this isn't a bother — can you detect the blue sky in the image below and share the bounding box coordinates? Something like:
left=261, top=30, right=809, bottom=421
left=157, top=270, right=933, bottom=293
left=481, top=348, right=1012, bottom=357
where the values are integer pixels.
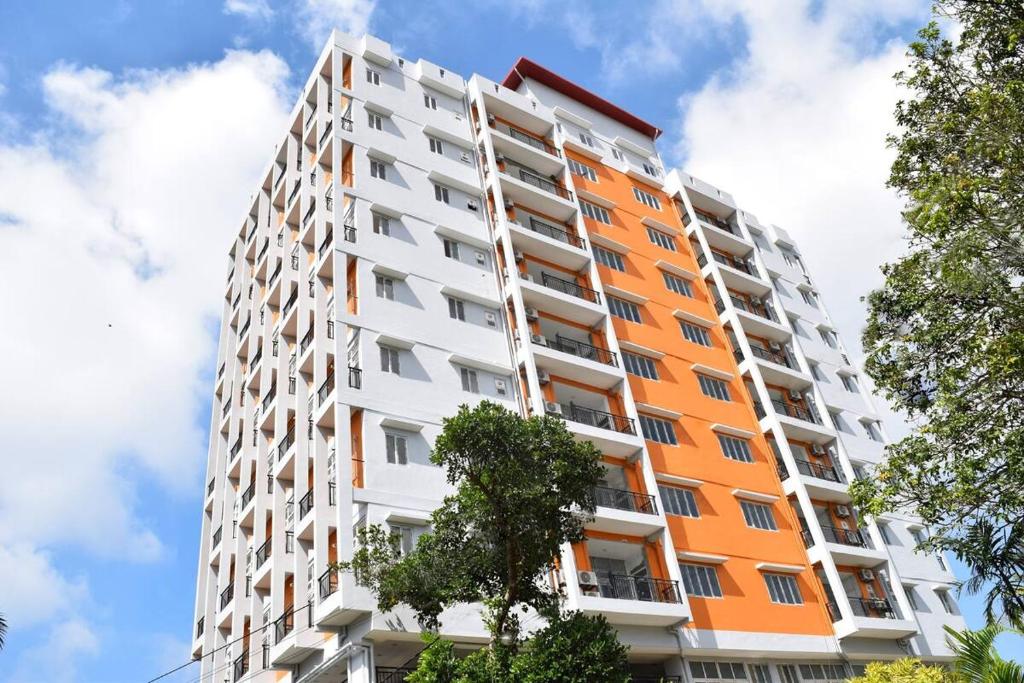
left=0, top=1, right=1018, bottom=680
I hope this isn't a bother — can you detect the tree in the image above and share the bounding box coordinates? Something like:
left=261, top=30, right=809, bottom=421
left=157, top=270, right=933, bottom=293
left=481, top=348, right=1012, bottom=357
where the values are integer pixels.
left=945, top=624, right=1024, bottom=683
left=850, top=0, right=1024, bottom=628
left=848, top=657, right=957, bottom=683
left=338, top=401, right=622, bottom=680
left=0, top=612, right=6, bottom=650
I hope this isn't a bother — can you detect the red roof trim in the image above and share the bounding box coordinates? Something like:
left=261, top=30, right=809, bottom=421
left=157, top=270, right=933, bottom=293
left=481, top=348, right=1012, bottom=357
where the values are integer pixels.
left=501, top=57, right=662, bottom=140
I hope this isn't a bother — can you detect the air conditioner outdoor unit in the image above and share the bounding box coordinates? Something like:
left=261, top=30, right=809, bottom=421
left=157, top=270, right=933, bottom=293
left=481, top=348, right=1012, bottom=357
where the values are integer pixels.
left=768, top=341, right=782, bottom=351
left=520, top=272, right=534, bottom=282
left=537, top=369, right=551, bottom=384
left=530, top=333, right=546, bottom=345
left=494, top=154, right=505, bottom=164
left=859, top=568, right=875, bottom=581
left=811, top=443, right=825, bottom=455
left=467, top=200, right=479, bottom=211
left=504, top=198, right=515, bottom=210
left=577, top=570, right=598, bottom=587
left=484, top=312, right=497, bottom=327
left=524, top=307, right=539, bottom=321
left=514, top=250, right=524, bottom=262
left=460, top=152, right=471, bottom=163
left=834, top=504, right=851, bottom=518
left=788, top=389, right=802, bottom=401
left=475, top=251, right=486, bottom=265
left=582, top=588, right=601, bottom=597
left=544, top=401, right=562, bottom=415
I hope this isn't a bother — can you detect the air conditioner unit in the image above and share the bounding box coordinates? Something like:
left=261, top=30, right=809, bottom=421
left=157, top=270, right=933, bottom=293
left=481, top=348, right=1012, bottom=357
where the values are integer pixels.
left=859, top=568, right=875, bottom=581
left=494, top=379, right=507, bottom=396
left=513, top=250, right=524, bottom=262
left=475, top=251, right=487, bottom=265
left=751, top=297, right=763, bottom=306
left=525, top=307, right=539, bottom=321
left=544, top=401, right=562, bottom=415
left=537, top=369, right=551, bottom=384
left=487, top=113, right=496, bottom=125
left=520, top=272, right=534, bottom=282
left=577, top=570, right=598, bottom=587
left=530, top=333, right=547, bottom=345
left=582, top=587, right=601, bottom=597
left=494, top=153, right=505, bottom=164
left=504, top=198, right=515, bottom=210
left=788, top=389, right=802, bottom=401
left=467, top=201, right=479, bottom=211
left=484, top=312, right=497, bottom=327
left=768, top=341, right=782, bottom=351
left=460, top=152, right=471, bottom=163
left=810, top=443, right=825, bottom=455
left=834, top=504, right=851, bottom=518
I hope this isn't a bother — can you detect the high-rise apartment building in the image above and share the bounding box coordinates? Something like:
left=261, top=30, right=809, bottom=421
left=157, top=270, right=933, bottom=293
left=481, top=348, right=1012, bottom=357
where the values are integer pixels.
left=193, top=31, right=963, bottom=683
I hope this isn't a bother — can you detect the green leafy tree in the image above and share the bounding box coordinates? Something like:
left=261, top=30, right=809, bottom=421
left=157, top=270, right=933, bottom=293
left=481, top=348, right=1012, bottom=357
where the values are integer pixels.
left=338, top=401, right=623, bottom=680
left=0, top=612, right=6, bottom=650
left=945, top=624, right=1024, bottom=683
left=510, top=611, right=629, bottom=683
left=851, top=0, right=1024, bottom=627
left=848, top=657, right=958, bottom=683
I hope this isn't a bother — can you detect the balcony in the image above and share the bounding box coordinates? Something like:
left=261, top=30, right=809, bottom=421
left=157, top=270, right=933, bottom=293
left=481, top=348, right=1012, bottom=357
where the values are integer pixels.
left=531, top=333, right=621, bottom=389
left=282, top=288, right=299, bottom=321
left=541, top=272, right=599, bottom=303
left=555, top=403, right=635, bottom=436
left=318, top=567, right=338, bottom=601
left=256, top=238, right=270, bottom=265
left=318, top=121, right=333, bottom=150
left=498, top=162, right=576, bottom=221
left=274, top=608, right=295, bottom=644
left=578, top=540, right=689, bottom=625
left=594, top=486, right=656, bottom=514
left=305, top=104, right=317, bottom=129
left=685, top=208, right=753, bottom=253
left=769, top=398, right=836, bottom=443
left=255, top=537, right=271, bottom=569
left=506, top=214, right=588, bottom=269
left=317, top=373, right=335, bottom=406
left=299, top=489, right=314, bottom=520
left=233, top=650, right=249, bottom=682
left=808, top=524, right=887, bottom=567
left=737, top=345, right=810, bottom=390
left=772, top=399, right=822, bottom=425
left=219, top=582, right=234, bottom=610
left=518, top=270, right=605, bottom=326
left=598, top=573, right=681, bottom=604
left=589, top=486, right=663, bottom=536
left=319, top=231, right=334, bottom=260
left=240, top=480, right=256, bottom=510
left=229, top=436, right=243, bottom=461
left=212, top=525, right=223, bottom=549
left=195, top=616, right=204, bottom=639
left=299, top=325, right=315, bottom=355
left=839, top=596, right=918, bottom=639
left=489, top=120, right=563, bottom=176
left=276, top=428, right=295, bottom=462
left=377, top=668, right=416, bottom=683
left=821, top=525, right=871, bottom=548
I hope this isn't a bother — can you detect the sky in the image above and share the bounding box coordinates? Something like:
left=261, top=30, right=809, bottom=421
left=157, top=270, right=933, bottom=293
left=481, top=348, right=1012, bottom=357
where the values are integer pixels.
left=0, top=0, right=1018, bottom=680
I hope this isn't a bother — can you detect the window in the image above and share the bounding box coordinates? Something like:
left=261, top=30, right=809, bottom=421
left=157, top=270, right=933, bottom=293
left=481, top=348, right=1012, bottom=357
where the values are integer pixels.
left=659, top=485, right=699, bottom=517
left=608, top=296, right=641, bottom=323
left=718, top=434, right=753, bottom=463
left=800, top=289, right=818, bottom=307
left=460, top=367, right=479, bottom=393
left=578, top=132, right=595, bottom=147
left=910, top=526, right=927, bottom=546
left=698, top=374, right=731, bottom=401
left=864, top=420, right=883, bottom=442
left=904, top=585, right=920, bottom=610
left=690, top=661, right=747, bottom=682
left=367, top=111, right=383, bottom=130
left=372, top=212, right=390, bottom=236
left=741, top=501, right=778, bottom=531
left=646, top=226, right=675, bottom=250
left=841, top=374, right=859, bottom=393
left=434, top=184, right=450, bottom=204
left=809, top=363, right=824, bottom=381
left=680, top=564, right=722, bottom=598
left=592, top=245, right=625, bottom=271
left=778, top=665, right=800, bottom=683
left=610, top=147, right=623, bottom=161
left=385, top=432, right=407, bottom=464
left=640, top=414, right=677, bottom=445
left=443, top=238, right=460, bottom=260
left=390, top=524, right=414, bottom=554
left=380, top=346, right=400, bottom=374
left=877, top=522, right=893, bottom=544
left=642, top=162, right=660, bottom=177
left=937, top=589, right=956, bottom=614
left=579, top=200, right=610, bottom=224
left=366, top=68, right=380, bottom=85
left=634, top=187, right=662, bottom=210
left=799, top=664, right=848, bottom=683
left=623, top=352, right=658, bottom=379
left=680, top=321, right=712, bottom=346
left=423, top=94, right=437, bottom=109
left=428, top=136, right=444, bottom=155
left=370, top=159, right=387, bottom=179
left=764, top=574, right=803, bottom=604
left=568, top=158, right=597, bottom=181
left=663, top=272, right=693, bottom=297
left=448, top=297, right=465, bottom=321
left=819, top=328, right=838, bottom=348
left=937, top=554, right=948, bottom=572
left=375, top=275, right=394, bottom=300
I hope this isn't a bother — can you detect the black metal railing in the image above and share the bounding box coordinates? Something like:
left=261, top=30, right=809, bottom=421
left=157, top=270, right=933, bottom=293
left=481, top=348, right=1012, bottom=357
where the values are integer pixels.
left=848, top=596, right=899, bottom=619
left=233, top=650, right=249, bottom=681
left=300, top=325, right=314, bottom=354
left=276, top=428, right=295, bottom=461
left=285, top=531, right=294, bottom=553
left=220, top=582, right=234, bottom=610
left=557, top=404, right=636, bottom=435
left=299, top=489, right=314, bottom=519
left=771, top=399, right=823, bottom=425
left=709, top=250, right=755, bottom=275
left=319, top=231, right=334, bottom=258
left=746, top=344, right=792, bottom=368
left=340, top=116, right=353, bottom=132
left=256, top=238, right=270, bottom=264
left=348, top=366, right=362, bottom=389
left=268, top=260, right=282, bottom=287
left=238, top=316, right=252, bottom=340
left=344, top=222, right=356, bottom=242
left=241, top=480, right=256, bottom=509
left=497, top=123, right=560, bottom=156
left=207, top=478, right=215, bottom=496
left=302, top=202, right=316, bottom=227
left=594, top=486, right=657, bottom=514
left=212, top=525, right=223, bottom=548
left=262, top=385, right=276, bottom=412
left=820, top=525, right=872, bottom=548
left=376, top=668, right=416, bottom=683
left=273, top=608, right=294, bottom=644
left=540, top=272, right=600, bottom=303
left=596, top=573, right=683, bottom=604
left=250, top=346, right=263, bottom=369
left=305, top=105, right=317, bottom=128
left=255, top=537, right=271, bottom=568
left=247, top=221, right=259, bottom=243
left=543, top=334, right=618, bottom=367
left=729, top=295, right=779, bottom=322
left=282, top=288, right=299, bottom=318
left=693, top=209, right=736, bottom=234
left=287, top=180, right=301, bottom=208
left=526, top=217, right=583, bottom=248
left=318, top=567, right=338, bottom=600
left=232, top=292, right=241, bottom=310
left=793, top=458, right=843, bottom=482
left=514, top=167, right=573, bottom=200
left=631, top=678, right=682, bottom=683
left=217, top=362, right=226, bottom=379
left=318, top=373, right=335, bottom=405
left=196, top=617, right=205, bottom=638
left=318, top=121, right=333, bottom=148
left=229, top=436, right=243, bottom=460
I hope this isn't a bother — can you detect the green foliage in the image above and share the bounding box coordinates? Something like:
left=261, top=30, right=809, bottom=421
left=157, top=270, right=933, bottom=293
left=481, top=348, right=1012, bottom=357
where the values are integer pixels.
left=945, top=624, right=1024, bottom=683
left=849, top=658, right=958, bottom=683
left=852, top=0, right=1024, bottom=627
left=0, top=611, right=6, bottom=650
left=337, top=399, right=603, bottom=644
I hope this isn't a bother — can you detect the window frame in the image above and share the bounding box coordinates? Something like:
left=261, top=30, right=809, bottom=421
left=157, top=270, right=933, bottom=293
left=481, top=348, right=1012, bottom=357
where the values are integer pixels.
left=698, top=374, right=731, bottom=401
left=639, top=414, right=678, bottom=445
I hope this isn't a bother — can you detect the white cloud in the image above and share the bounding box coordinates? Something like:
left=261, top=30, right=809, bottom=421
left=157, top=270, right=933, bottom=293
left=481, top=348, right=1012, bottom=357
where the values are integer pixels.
left=0, top=47, right=293, bottom=675
left=675, top=0, right=927, bottom=373
left=224, top=0, right=275, bottom=21
left=296, top=0, right=376, bottom=49
left=5, top=618, right=99, bottom=683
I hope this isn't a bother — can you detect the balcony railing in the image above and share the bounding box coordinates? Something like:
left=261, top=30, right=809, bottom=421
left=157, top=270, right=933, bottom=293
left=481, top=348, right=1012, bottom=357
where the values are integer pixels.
left=302, top=202, right=316, bottom=227
left=596, top=573, right=683, bottom=604
left=594, top=486, right=657, bottom=514
left=299, top=489, right=314, bottom=520
left=741, top=345, right=792, bottom=368
left=256, top=238, right=270, bottom=264
left=340, top=116, right=353, bottom=132
left=701, top=250, right=756, bottom=275
left=233, top=650, right=249, bottom=682
left=329, top=481, right=336, bottom=505
left=377, top=668, right=416, bottom=683
left=207, top=478, right=215, bottom=496
left=318, top=567, right=338, bottom=600
left=282, top=288, right=299, bottom=318
left=503, top=163, right=573, bottom=201
left=632, top=678, right=682, bottom=683
left=820, top=525, right=872, bottom=548
left=319, top=231, right=334, bottom=258
left=217, top=362, right=226, bottom=380
left=492, top=120, right=560, bottom=157
left=557, top=403, right=636, bottom=435
left=240, top=480, right=256, bottom=510
left=238, top=316, right=252, bottom=340
left=848, top=596, right=899, bottom=619
left=276, top=428, right=295, bottom=461
left=792, top=458, right=843, bottom=482
left=229, top=436, right=243, bottom=460
left=318, top=373, right=335, bottom=406
left=771, top=399, right=823, bottom=425
left=348, top=366, right=362, bottom=389
left=274, top=608, right=295, bottom=644
left=305, top=105, right=317, bottom=129
left=318, top=121, right=333, bottom=148
left=196, top=616, right=205, bottom=638
left=212, top=525, right=223, bottom=548
left=729, top=295, right=779, bottom=322
left=250, top=346, right=263, bottom=369
left=219, top=582, right=234, bottom=610
left=693, top=209, right=737, bottom=234
left=262, top=385, right=276, bottom=412
left=539, top=272, right=600, bottom=303
left=255, top=537, right=271, bottom=569
left=523, top=216, right=584, bottom=248
left=542, top=334, right=618, bottom=367
left=343, top=223, right=356, bottom=243
left=300, top=325, right=314, bottom=354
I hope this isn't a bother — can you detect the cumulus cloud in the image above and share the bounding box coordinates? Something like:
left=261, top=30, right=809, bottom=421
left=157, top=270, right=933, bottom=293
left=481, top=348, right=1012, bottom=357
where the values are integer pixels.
left=224, top=0, right=275, bottom=21
left=296, top=0, right=376, bottom=49
left=5, top=618, right=100, bottom=683
left=0, top=47, right=293, bottom=675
